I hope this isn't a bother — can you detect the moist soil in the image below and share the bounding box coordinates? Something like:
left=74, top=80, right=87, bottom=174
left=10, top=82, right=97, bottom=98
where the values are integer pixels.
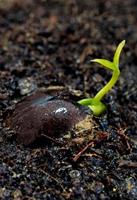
left=0, top=0, right=137, bottom=199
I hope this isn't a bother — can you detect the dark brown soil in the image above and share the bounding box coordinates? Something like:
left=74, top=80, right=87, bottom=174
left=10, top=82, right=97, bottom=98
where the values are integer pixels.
left=0, top=0, right=137, bottom=199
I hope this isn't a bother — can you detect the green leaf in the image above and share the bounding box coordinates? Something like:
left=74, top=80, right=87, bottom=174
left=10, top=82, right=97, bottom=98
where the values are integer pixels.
left=78, top=98, right=93, bottom=106
left=91, top=59, right=115, bottom=70
left=113, top=40, right=126, bottom=68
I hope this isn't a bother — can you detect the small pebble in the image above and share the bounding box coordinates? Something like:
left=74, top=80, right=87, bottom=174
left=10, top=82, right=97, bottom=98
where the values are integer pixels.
left=69, top=170, right=81, bottom=179
left=18, top=78, right=37, bottom=95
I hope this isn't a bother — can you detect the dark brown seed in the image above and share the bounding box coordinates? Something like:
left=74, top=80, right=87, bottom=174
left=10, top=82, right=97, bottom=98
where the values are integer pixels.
left=6, top=92, right=86, bottom=145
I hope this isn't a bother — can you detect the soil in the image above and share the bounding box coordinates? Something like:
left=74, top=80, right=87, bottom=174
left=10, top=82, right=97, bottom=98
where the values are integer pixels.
left=0, top=0, right=137, bottom=199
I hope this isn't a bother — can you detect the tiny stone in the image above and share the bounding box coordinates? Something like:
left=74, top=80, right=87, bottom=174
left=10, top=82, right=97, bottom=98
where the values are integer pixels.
left=18, top=78, right=37, bottom=95
left=69, top=170, right=81, bottom=179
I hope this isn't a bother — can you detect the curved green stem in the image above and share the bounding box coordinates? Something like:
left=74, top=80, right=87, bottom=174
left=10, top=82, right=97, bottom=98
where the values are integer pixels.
left=94, top=69, right=120, bottom=101
left=78, top=40, right=125, bottom=116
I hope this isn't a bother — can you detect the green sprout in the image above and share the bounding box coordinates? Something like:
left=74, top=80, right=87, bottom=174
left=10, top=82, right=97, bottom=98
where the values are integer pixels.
left=78, top=40, right=126, bottom=116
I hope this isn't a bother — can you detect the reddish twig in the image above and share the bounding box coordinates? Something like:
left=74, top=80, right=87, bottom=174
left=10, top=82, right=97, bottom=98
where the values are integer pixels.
left=73, top=141, right=95, bottom=162
left=73, top=131, right=108, bottom=162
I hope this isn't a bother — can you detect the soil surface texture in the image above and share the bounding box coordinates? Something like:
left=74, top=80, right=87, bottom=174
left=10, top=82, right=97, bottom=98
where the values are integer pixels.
left=0, top=0, right=137, bottom=199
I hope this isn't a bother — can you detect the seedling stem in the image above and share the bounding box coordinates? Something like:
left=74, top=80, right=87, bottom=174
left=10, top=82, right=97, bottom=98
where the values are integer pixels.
left=78, top=40, right=125, bottom=116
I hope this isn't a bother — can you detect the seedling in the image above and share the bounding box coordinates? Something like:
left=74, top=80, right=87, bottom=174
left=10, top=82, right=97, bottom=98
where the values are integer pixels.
left=78, top=40, right=126, bottom=116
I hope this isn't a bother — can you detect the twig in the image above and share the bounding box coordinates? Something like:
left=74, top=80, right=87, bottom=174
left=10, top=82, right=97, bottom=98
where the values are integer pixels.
left=72, top=131, right=108, bottom=162
left=73, top=141, right=95, bottom=162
